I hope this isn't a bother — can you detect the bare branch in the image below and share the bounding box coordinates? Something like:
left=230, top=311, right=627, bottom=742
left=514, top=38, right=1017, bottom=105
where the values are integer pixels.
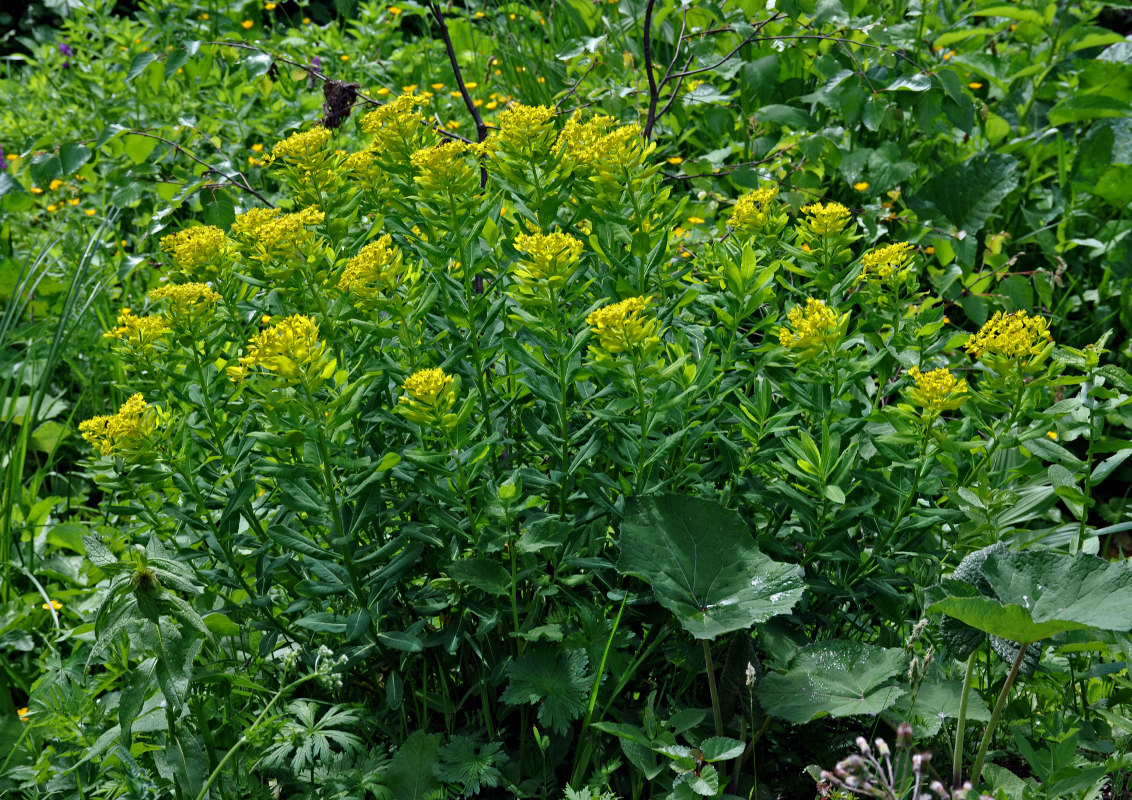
left=426, top=0, right=488, bottom=143
left=556, top=56, right=599, bottom=111
left=642, top=0, right=661, bottom=138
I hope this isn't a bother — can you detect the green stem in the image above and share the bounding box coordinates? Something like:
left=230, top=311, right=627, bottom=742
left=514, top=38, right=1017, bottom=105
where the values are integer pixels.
left=952, top=648, right=979, bottom=789
left=703, top=639, right=724, bottom=737
left=971, top=642, right=1029, bottom=786
left=570, top=591, right=628, bottom=786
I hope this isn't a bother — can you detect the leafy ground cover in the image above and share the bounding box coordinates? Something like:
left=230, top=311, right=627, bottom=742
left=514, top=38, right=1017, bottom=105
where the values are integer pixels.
left=3, top=0, right=1132, bottom=798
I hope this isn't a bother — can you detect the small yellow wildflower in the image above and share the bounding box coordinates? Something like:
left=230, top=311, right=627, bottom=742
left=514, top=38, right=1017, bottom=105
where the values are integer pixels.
left=161, top=225, right=228, bottom=280
left=968, top=82, right=983, bottom=89
left=302, top=16, right=311, bottom=24
left=487, top=104, right=557, bottom=158
left=235, top=206, right=325, bottom=260
left=46, top=205, right=58, bottom=212
left=241, top=20, right=254, bottom=29
left=41, top=599, right=63, bottom=610
left=265, top=2, right=276, bottom=9
left=103, top=309, right=170, bottom=350
left=270, top=126, right=332, bottom=168
left=399, top=368, right=459, bottom=429
left=410, top=140, right=479, bottom=194
left=1047, top=430, right=1058, bottom=440
left=431, top=82, right=446, bottom=90
left=556, top=112, right=654, bottom=186
left=728, top=187, right=781, bottom=234
left=778, top=298, right=844, bottom=358
left=229, top=207, right=281, bottom=239
left=964, top=310, right=1054, bottom=361
left=800, top=202, right=851, bottom=236
left=49, top=178, right=64, bottom=191
left=667, top=156, right=683, bottom=165
left=906, top=365, right=968, bottom=415
left=79, top=394, right=165, bottom=457
left=84, top=208, right=96, bottom=216
left=30, top=186, right=43, bottom=194
left=853, top=181, right=870, bottom=191
left=228, top=315, right=330, bottom=384
left=389, top=6, right=402, bottom=14
left=857, top=242, right=915, bottom=285
left=465, top=82, right=478, bottom=90
left=18, top=708, right=30, bottom=722
left=586, top=296, right=662, bottom=363
left=68, top=197, right=80, bottom=206
left=687, top=216, right=705, bottom=225
left=340, top=55, right=349, bottom=62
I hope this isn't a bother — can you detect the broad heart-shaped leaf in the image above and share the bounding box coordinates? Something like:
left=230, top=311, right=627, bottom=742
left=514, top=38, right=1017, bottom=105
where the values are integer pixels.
left=757, top=640, right=906, bottom=724
left=930, top=549, right=1132, bottom=645
left=617, top=495, right=804, bottom=640
left=908, top=151, right=1018, bottom=234
left=891, top=680, right=991, bottom=738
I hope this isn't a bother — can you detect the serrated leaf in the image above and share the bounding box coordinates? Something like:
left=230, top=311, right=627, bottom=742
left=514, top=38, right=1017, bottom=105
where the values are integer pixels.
left=617, top=495, right=804, bottom=640
left=757, top=640, right=906, bottom=723
left=388, top=730, right=441, bottom=800
left=82, top=534, right=118, bottom=568
left=699, top=736, right=745, bottom=762
left=501, top=648, right=590, bottom=735
left=893, top=680, right=990, bottom=737
left=445, top=557, right=510, bottom=595
left=909, top=152, right=1018, bottom=234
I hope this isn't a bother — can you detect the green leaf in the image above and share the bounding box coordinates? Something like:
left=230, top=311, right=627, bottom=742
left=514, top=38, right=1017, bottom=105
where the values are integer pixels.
left=82, top=533, right=118, bottom=568
left=445, top=557, right=511, bottom=595
left=202, top=613, right=241, bottom=637
left=757, top=640, right=906, bottom=723
left=376, top=631, right=424, bottom=652
left=123, top=134, right=159, bottom=166
left=29, top=153, right=62, bottom=186
left=617, top=495, right=804, bottom=640
left=756, top=104, right=817, bottom=130
left=892, top=679, right=991, bottom=737
left=1048, top=95, right=1131, bottom=126
left=927, top=595, right=1085, bottom=643
left=126, top=52, right=159, bottom=81
left=501, top=647, right=590, bottom=735
left=909, top=152, right=1018, bottom=234
left=971, top=5, right=1046, bottom=24
left=388, top=730, right=441, bottom=800
left=438, top=736, right=507, bottom=795
left=59, top=142, right=92, bottom=174
left=699, top=736, right=745, bottom=762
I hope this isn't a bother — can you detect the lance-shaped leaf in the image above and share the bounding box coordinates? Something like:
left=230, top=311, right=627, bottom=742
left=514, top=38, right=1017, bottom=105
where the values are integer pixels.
left=617, top=495, right=804, bottom=640
left=757, top=640, right=906, bottom=724
left=928, top=549, right=1132, bottom=645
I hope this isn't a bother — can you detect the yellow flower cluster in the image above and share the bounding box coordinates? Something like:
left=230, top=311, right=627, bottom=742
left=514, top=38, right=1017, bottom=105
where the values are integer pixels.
left=965, top=310, right=1054, bottom=361
left=228, top=315, right=329, bottom=384
left=398, top=367, right=459, bottom=429
left=491, top=104, right=557, bottom=154
left=779, top=298, right=843, bottom=357
left=906, top=365, right=968, bottom=415
left=270, top=127, right=332, bottom=163
left=103, top=308, right=170, bottom=349
left=338, top=235, right=415, bottom=303
left=410, top=140, right=480, bottom=194
left=147, top=282, right=222, bottom=309
left=556, top=111, right=616, bottom=160
left=239, top=207, right=325, bottom=259
left=857, top=242, right=915, bottom=285
left=800, top=202, right=852, bottom=236
left=79, top=393, right=164, bottom=457
left=160, top=225, right=227, bottom=279
left=230, top=207, right=282, bottom=239
left=728, top=187, right=779, bottom=233
left=360, top=91, right=432, bottom=161
left=586, top=296, right=661, bottom=361
left=343, top=147, right=382, bottom=183
left=512, top=231, right=584, bottom=291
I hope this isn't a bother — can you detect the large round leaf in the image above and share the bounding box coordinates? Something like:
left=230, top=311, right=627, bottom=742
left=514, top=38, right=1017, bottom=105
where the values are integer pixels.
left=757, top=640, right=906, bottom=724
left=617, top=495, right=804, bottom=640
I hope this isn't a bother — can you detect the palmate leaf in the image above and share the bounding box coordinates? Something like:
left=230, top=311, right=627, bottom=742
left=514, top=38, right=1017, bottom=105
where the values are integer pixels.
left=616, top=495, right=804, bottom=640
left=757, top=640, right=906, bottom=724
left=438, top=736, right=507, bottom=795
left=501, top=647, right=590, bottom=735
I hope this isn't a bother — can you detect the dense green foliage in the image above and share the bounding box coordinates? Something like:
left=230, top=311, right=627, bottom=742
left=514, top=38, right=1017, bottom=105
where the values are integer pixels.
left=4, top=1, right=1132, bottom=799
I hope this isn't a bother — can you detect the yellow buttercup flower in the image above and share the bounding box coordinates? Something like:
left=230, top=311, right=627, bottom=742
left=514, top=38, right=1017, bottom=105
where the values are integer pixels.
left=41, top=599, right=63, bottom=610
left=586, top=296, right=662, bottom=363
left=778, top=298, right=844, bottom=358
left=853, top=181, right=870, bottom=191
left=857, top=242, right=915, bottom=286
left=17, top=707, right=30, bottom=722
left=103, top=309, right=170, bottom=350
left=964, top=310, right=1053, bottom=361
left=228, top=315, right=331, bottom=385
left=79, top=393, right=165, bottom=457
left=160, top=225, right=228, bottom=280
left=906, top=365, right=968, bottom=415
left=398, top=367, right=459, bottom=429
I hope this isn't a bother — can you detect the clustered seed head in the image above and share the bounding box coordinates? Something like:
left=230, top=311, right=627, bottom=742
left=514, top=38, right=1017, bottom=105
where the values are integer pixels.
left=965, top=310, right=1053, bottom=361
left=228, top=314, right=328, bottom=384
left=857, top=241, right=915, bottom=285
left=728, top=187, right=780, bottom=233
left=778, top=298, right=841, bottom=357
left=586, top=296, right=661, bottom=360
left=800, top=202, right=851, bottom=236
left=79, top=393, right=163, bottom=457
left=907, top=364, right=968, bottom=414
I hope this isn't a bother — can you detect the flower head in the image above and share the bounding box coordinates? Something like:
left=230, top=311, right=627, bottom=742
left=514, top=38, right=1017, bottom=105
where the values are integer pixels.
left=586, top=296, right=662, bottom=364
left=79, top=393, right=165, bottom=457
left=160, top=225, right=228, bottom=280
left=857, top=242, right=915, bottom=286
left=511, top=231, right=584, bottom=293
left=490, top=103, right=557, bottom=156
left=778, top=298, right=844, bottom=358
left=360, top=91, right=434, bottom=163
left=270, top=126, right=332, bottom=167
left=17, top=707, right=30, bottom=722
left=147, top=282, right=222, bottom=325
left=228, top=314, right=331, bottom=385
left=800, top=202, right=851, bottom=236
left=41, top=599, right=63, bottom=610
left=337, top=234, right=416, bottom=307
left=398, top=367, right=460, bottom=429
left=410, top=140, right=480, bottom=195
left=728, top=187, right=781, bottom=234
left=906, top=365, right=968, bottom=415
left=103, top=308, right=170, bottom=350
left=231, top=207, right=325, bottom=270
left=965, top=310, right=1054, bottom=361
left=558, top=115, right=653, bottom=185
